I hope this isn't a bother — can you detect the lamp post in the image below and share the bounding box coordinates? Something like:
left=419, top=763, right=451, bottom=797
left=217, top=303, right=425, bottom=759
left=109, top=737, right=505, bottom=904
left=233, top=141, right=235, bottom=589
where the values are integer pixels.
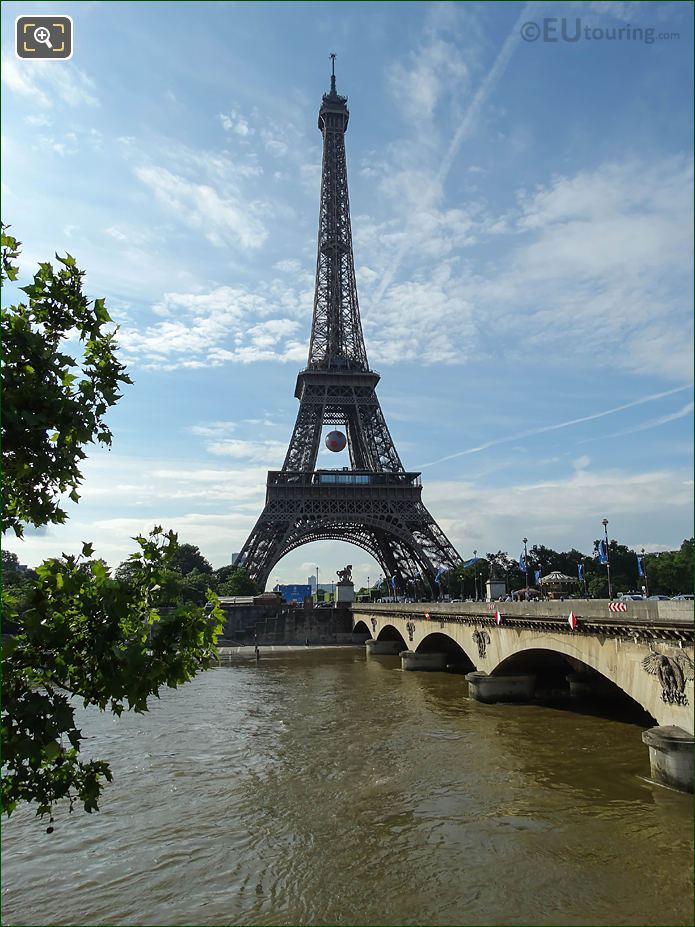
left=523, top=537, right=529, bottom=599
left=367, top=575, right=370, bottom=601
left=316, top=565, right=320, bottom=604
left=473, top=550, right=478, bottom=601
left=602, top=519, right=612, bottom=600
left=581, top=559, right=588, bottom=598
left=641, top=547, right=649, bottom=597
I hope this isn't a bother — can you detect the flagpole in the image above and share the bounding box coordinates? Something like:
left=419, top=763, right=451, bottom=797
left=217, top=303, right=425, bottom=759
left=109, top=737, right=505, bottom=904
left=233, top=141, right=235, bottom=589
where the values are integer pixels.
left=641, top=547, right=649, bottom=597
left=602, top=519, right=612, bottom=600
left=523, top=537, right=529, bottom=599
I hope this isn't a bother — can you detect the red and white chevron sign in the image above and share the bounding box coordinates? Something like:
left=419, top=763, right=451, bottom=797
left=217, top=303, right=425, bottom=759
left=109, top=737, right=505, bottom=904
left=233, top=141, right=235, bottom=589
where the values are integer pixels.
left=608, top=601, right=628, bottom=613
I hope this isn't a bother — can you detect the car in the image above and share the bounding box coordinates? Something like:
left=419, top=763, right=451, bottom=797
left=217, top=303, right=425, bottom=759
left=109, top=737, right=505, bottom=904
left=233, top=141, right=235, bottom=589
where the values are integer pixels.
left=618, top=593, right=644, bottom=601
left=671, top=594, right=694, bottom=601
left=647, top=595, right=670, bottom=601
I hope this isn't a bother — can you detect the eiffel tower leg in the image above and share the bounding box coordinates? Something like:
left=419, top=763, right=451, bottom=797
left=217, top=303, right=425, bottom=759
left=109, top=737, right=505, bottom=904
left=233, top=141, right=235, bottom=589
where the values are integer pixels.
left=283, top=397, right=325, bottom=472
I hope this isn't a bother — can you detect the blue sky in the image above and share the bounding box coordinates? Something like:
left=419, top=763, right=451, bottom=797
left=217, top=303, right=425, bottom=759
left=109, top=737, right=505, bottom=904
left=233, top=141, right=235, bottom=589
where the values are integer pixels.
left=2, top=0, right=693, bottom=589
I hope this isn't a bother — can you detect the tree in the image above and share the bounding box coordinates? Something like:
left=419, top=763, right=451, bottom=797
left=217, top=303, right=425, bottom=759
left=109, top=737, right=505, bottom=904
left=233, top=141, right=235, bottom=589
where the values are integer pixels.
left=446, top=558, right=490, bottom=599
left=1, top=225, right=131, bottom=537
left=217, top=567, right=257, bottom=597
left=645, top=539, right=694, bottom=596
left=1, top=230, right=223, bottom=826
left=168, top=543, right=212, bottom=576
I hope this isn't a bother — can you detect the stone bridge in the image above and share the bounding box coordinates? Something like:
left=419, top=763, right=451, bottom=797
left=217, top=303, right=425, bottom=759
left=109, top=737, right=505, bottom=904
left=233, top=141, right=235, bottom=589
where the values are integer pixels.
left=352, top=600, right=694, bottom=793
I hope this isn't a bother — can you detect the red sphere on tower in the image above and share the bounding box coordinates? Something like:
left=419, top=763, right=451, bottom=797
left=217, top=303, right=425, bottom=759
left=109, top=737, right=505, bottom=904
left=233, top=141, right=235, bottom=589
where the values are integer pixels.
left=325, top=430, right=347, bottom=452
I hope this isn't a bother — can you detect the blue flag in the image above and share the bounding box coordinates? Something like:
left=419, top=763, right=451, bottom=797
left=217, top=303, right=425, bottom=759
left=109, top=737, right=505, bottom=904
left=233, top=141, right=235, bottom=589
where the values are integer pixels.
left=434, top=566, right=445, bottom=586
left=390, top=574, right=397, bottom=591
left=534, top=569, right=541, bottom=585
left=598, top=539, right=608, bottom=565
left=637, top=556, right=645, bottom=578
left=577, top=563, right=584, bottom=580
left=519, top=553, right=526, bottom=573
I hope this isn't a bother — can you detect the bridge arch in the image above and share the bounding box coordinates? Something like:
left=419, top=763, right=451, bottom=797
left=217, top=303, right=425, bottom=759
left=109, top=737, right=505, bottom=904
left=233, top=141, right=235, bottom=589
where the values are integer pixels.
left=490, top=640, right=657, bottom=723
left=376, top=624, right=408, bottom=648
left=352, top=620, right=372, bottom=638
left=416, top=632, right=476, bottom=671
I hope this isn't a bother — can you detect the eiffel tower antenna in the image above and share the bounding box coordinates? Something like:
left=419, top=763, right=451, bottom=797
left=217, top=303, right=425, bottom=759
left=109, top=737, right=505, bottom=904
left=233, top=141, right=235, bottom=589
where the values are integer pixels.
left=236, top=65, right=462, bottom=592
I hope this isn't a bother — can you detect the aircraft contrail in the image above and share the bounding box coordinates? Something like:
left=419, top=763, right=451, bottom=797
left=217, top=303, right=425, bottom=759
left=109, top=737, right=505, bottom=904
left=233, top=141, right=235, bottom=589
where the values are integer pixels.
left=370, top=2, right=538, bottom=310
left=419, top=385, right=693, bottom=469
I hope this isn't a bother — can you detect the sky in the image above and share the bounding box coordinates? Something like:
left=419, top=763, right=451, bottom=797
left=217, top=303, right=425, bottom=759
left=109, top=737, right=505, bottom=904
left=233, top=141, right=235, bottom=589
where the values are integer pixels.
left=2, top=0, right=693, bottom=591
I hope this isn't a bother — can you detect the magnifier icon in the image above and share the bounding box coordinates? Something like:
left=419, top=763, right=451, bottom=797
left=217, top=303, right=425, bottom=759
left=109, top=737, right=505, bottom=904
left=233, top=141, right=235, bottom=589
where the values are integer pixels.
left=33, top=26, right=53, bottom=49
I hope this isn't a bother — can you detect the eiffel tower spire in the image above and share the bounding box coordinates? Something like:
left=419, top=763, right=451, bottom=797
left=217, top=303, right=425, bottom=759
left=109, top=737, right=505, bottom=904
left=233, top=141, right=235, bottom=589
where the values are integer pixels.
left=235, top=64, right=463, bottom=591
left=308, top=55, right=368, bottom=371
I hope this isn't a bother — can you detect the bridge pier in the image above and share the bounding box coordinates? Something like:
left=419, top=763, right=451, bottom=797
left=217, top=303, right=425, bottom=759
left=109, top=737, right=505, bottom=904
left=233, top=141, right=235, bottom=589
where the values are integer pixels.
left=642, top=726, right=694, bottom=794
left=465, top=671, right=536, bottom=704
left=366, top=640, right=402, bottom=655
left=400, top=651, right=448, bottom=671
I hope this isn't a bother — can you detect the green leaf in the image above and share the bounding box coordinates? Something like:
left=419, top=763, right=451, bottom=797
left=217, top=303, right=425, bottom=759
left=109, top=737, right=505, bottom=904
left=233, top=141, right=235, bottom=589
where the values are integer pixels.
left=44, top=742, right=61, bottom=761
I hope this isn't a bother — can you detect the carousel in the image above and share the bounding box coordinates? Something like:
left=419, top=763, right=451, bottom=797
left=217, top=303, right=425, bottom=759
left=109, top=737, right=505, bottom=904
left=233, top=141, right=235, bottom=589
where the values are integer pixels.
left=539, top=571, right=580, bottom=600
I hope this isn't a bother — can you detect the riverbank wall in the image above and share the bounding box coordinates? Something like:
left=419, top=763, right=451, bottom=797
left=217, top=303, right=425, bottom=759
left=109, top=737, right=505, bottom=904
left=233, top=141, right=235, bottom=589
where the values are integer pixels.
left=216, top=602, right=354, bottom=645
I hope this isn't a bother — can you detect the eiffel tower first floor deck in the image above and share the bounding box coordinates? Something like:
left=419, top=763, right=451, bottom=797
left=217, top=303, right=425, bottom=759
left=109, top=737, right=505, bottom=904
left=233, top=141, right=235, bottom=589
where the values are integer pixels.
left=237, top=475, right=462, bottom=593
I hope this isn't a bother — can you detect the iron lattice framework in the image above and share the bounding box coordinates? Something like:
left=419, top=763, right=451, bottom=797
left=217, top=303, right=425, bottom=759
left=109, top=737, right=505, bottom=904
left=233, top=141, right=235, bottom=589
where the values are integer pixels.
left=237, top=61, right=462, bottom=591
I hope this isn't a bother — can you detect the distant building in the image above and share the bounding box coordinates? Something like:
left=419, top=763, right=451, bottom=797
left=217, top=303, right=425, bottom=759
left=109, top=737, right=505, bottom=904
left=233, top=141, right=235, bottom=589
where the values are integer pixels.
left=308, top=574, right=317, bottom=592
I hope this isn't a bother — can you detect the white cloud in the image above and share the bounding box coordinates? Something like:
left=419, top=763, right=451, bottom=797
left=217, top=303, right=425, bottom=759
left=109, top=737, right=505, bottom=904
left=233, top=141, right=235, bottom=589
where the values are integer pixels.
left=361, top=154, right=692, bottom=379
left=425, top=465, right=693, bottom=558
left=219, top=110, right=254, bottom=136
left=388, top=37, right=469, bottom=124
left=134, top=165, right=267, bottom=250
left=25, top=113, right=52, bottom=127
left=205, top=438, right=287, bottom=465
left=119, top=279, right=310, bottom=369
left=2, top=57, right=98, bottom=107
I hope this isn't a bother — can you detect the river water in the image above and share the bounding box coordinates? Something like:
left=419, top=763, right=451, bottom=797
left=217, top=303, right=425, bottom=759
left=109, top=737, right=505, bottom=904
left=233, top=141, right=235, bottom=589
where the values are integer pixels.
left=2, top=647, right=693, bottom=926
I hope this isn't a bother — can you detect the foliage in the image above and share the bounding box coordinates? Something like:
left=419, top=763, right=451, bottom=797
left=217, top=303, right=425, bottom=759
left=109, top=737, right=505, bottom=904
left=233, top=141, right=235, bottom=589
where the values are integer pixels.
left=443, top=538, right=693, bottom=599
left=1, top=530, right=223, bottom=823
left=1, top=227, right=225, bottom=826
left=1, top=225, right=132, bottom=537
left=445, top=558, right=489, bottom=598
left=216, top=567, right=257, bottom=597
left=644, top=539, right=694, bottom=596
left=167, top=543, right=212, bottom=576
left=114, top=560, right=259, bottom=605
left=1, top=550, right=37, bottom=621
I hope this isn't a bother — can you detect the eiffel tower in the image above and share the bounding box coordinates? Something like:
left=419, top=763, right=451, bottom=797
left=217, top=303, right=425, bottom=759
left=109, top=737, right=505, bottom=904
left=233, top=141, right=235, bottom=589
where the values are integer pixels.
left=237, top=58, right=462, bottom=591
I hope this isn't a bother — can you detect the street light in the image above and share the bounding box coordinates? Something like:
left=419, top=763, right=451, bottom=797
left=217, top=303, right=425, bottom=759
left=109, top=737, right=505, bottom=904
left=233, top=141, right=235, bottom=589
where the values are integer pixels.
left=523, top=537, right=529, bottom=599
left=473, top=550, right=478, bottom=601
left=641, top=547, right=649, bottom=597
left=367, top=574, right=370, bottom=601
left=316, top=565, right=320, bottom=604
left=602, top=519, right=612, bottom=600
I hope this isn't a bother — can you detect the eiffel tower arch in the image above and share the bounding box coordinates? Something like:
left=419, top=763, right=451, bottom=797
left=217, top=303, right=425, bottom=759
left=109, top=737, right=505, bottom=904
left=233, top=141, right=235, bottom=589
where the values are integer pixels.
left=237, top=59, right=463, bottom=591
